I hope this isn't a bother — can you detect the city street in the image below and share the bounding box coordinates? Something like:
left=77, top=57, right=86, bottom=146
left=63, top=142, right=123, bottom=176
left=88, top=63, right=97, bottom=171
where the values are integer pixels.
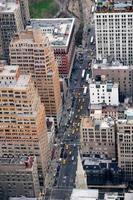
left=45, top=0, right=96, bottom=199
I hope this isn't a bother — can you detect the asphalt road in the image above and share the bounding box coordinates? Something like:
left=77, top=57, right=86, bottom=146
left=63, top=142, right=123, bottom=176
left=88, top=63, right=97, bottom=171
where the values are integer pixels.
left=44, top=1, right=97, bottom=199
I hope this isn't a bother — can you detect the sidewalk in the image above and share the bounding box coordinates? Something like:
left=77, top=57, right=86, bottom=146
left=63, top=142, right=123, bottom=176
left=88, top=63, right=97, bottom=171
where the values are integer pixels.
left=45, top=144, right=61, bottom=189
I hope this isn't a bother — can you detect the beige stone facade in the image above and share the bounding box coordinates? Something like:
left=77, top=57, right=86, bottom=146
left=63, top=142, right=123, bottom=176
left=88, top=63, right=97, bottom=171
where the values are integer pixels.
left=0, top=156, right=40, bottom=199
left=0, top=63, right=49, bottom=183
left=9, top=28, right=62, bottom=127
left=117, top=109, right=133, bottom=178
left=80, top=117, right=116, bottom=159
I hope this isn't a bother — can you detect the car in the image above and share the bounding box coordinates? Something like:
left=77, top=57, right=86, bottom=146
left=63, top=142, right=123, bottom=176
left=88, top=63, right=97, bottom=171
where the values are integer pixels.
left=64, top=152, right=67, bottom=159
left=53, top=179, right=57, bottom=186
left=65, top=144, right=69, bottom=150
left=63, top=179, right=66, bottom=183
left=62, top=159, right=66, bottom=165
left=71, top=156, right=74, bottom=161
left=60, top=148, right=64, bottom=158
left=72, top=130, right=75, bottom=134
left=57, top=165, right=60, bottom=172
left=73, top=144, right=76, bottom=147
left=75, top=115, right=78, bottom=119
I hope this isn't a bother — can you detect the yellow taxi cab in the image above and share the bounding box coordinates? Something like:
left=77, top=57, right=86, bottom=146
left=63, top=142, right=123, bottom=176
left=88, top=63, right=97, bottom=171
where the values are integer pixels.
left=62, top=159, right=66, bottom=165
left=65, top=144, right=69, bottom=150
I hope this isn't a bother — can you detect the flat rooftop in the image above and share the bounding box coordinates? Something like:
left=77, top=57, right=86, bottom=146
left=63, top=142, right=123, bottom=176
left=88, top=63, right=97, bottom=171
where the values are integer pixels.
left=0, top=155, right=33, bottom=167
left=0, top=65, right=30, bottom=88
left=81, top=117, right=93, bottom=128
left=96, top=0, right=133, bottom=13
left=0, top=1, right=19, bottom=13
left=30, top=18, right=75, bottom=47
left=10, top=198, right=37, bottom=200
left=92, top=59, right=132, bottom=70
left=0, top=65, right=19, bottom=76
left=70, top=189, right=98, bottom=200
left=90, top=79, right=118, bottom=89
left=81, top=117, right=114, bottom=129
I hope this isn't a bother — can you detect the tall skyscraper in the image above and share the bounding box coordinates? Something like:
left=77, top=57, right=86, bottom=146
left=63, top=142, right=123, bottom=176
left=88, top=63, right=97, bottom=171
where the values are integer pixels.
left=94, top=0, right=133, bottom=65
left=0, top=0, right=24, bottom=61
left=19, top=0, right=30, bottom=27
left=0, top=62, right=48, bottom=183
left=10, top=28, right=62, bottom=127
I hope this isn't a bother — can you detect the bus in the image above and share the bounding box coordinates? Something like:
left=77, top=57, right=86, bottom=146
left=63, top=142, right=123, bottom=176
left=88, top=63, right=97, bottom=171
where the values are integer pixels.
left=90, top=36, right=94, bottom=44
left=86, top=74, right=90, bottom=83
left=91, top=6, right=95, bottom=13
left=82, top=69, right=85, bottom=79
left=83, top=87, right=87, bottom=96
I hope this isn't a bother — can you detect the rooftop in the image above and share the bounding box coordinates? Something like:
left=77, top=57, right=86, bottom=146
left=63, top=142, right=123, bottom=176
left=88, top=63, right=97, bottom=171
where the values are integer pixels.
left=70, top=189, right=98, bottom=200
left=81, top=117, right=114, bottom=129
left=81, top=117, right=93, bottom=128
left=104, top=192, right=120, bottom=200
left=0, top=0, right=19, bottom=13
left=30, top=18, right=75, bottom=47
left=0, top=65, right=31, bottom=89
left=95, top=0, right=133, bottom=13
left=10, top=197, right=37, bottom=200
left=84, top=157, right=112, bottom=167
left=0, top=156, right=34, bottom=168
left=11, top=28, right=48, bottom=45
left=90, top=76, right=118, bottom=89
left=124, top=193, right=133, bottom=200
left=92, top=58, right=133, bottom=70
left=0, top=65, right=19, bottom=77
left=117, top=108, right=133, bottom=124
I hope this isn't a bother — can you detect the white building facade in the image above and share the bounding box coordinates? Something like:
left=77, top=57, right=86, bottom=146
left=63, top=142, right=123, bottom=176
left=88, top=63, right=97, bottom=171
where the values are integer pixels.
left=94, top=1, right=133, bottom=65
left=89, top=79, right=119, bottom=106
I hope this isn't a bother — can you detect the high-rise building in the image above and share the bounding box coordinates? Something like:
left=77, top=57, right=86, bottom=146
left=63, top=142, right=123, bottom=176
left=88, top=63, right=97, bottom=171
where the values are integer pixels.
left=0, top=156, right=40, bottom=199
left=89, top=76, right=119, bottom=106
left=80, top=115, right=116, bottom=159
left=10, top=28, right=62, bottom=127
left=0, top=0, right=24, bottom=61
left=31, top=18, right=75, bottom=78
left=94, top=0, right=133, bottom=65
left=92, top=58, right=133, bottom=102
left=0, top=63, right=48, bottom=183
left=117, top=108, right=133, bottom=179
left=19, top=0, right=30, bottom=28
